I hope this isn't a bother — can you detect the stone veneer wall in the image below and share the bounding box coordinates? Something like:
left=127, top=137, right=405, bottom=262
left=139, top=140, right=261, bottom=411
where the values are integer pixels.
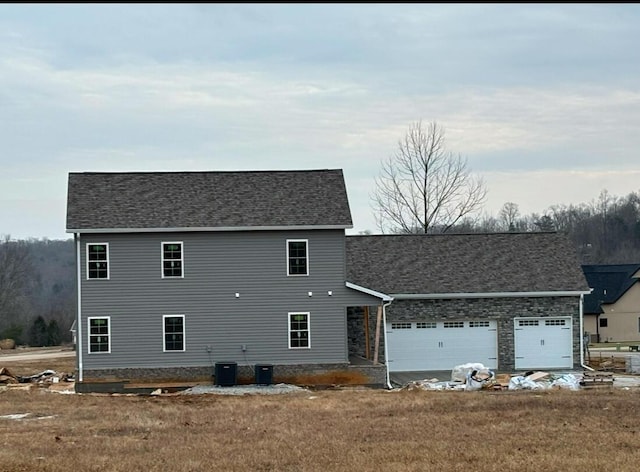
left=383, top=296, right=581, bottom=372
left=347, top=305, right=386, bottom=362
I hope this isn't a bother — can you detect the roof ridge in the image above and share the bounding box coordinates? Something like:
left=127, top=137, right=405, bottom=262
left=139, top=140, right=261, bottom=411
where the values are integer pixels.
left=69, top=169, right=342, bottom=176
left=347, top=231, right=559, bottom=238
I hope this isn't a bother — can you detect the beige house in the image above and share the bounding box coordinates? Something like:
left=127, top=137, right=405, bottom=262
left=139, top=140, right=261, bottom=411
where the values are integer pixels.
left=583, top=264, right=640, bottom=343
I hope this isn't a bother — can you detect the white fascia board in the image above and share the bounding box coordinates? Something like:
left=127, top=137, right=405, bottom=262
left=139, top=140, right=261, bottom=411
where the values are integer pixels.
left=346, top=282, right=394, bottom=302
left=67, top=224, right=352, bottom=234
left=391, top=290, right=592, bottom=299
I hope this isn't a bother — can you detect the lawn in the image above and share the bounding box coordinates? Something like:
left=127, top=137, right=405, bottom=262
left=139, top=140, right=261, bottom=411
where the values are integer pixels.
left=2, top=354, right=640, bottom=471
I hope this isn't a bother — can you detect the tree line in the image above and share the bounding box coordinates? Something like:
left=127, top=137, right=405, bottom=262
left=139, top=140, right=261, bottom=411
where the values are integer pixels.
left=0, top=236, right=75, bottom=346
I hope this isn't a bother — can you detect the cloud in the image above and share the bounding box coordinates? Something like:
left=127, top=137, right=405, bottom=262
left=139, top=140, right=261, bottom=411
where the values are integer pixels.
left=2, top=4, right=640, bottom=238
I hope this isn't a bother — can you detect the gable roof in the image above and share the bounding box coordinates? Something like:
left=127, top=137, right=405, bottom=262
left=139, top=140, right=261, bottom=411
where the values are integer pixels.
left=346, top=232, right=590, bottom=296
left=66, top=169, right=353, bottom=232
left=581, top=264, right=640, bottom=314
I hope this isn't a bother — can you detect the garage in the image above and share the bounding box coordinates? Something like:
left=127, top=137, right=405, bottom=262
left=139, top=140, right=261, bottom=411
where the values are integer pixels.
left=385, top=320, right=498, bottom=372
left=514, top=317, right=573, bottom=369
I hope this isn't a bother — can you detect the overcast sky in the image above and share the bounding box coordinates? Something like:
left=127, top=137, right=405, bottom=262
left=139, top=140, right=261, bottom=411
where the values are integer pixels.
left=2, top=4, right=640, bottom=240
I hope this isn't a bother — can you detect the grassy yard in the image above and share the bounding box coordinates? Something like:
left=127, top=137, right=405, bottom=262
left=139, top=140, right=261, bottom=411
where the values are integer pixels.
left=2, top=355, right=640, bottom=471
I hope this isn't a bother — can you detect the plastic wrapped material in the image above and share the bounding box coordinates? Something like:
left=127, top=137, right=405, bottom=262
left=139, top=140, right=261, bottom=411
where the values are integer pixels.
left=508, top=375, right=548, bottom=390
left=464, top=368, right=495, bottom=391
left=451, top=363, right=487, bottom=382
left=550, top=373, right=580, bottom=390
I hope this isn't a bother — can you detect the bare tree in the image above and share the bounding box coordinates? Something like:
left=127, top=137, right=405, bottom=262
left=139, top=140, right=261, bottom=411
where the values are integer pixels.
left=499, top=202, right=520, bottom=231
left=371, top=120, right=487, bottom=233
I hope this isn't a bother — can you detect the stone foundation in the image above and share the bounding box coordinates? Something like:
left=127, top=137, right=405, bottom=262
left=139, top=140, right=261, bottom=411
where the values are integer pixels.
left=78, top=362, right=387, bottom=393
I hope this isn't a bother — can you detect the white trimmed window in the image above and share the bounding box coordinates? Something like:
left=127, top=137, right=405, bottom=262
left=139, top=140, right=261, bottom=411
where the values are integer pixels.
left=88, top=317, right=110, bottom=353
left=289, top=312, right=310, bottom=348
left=163, top=315, right=185, bottom=351
left=87, top=243, right=109, bottom=279
left=287, top=239, right=308, bottom=276
left=162, top=242, right=183, bottom=278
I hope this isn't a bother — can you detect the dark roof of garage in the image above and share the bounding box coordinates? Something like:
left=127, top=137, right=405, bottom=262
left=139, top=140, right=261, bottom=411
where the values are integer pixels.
left=346, top=232, right=590, bottom=295
left=581, top=264, right=640, bottom=314
left=66, top=169, right=353, bottom=231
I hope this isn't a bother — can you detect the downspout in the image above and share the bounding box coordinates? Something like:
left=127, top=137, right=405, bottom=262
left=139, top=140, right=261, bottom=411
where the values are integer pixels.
left=381, top=298, right=394, bottom=389
left=580, top=293, right=594, bottom=371
left=76, top=233, right=83, bottom=382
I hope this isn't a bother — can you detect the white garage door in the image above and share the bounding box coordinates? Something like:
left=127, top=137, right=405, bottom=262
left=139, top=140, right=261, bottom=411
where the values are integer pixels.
left=386, top=320, right=497, bottom=372
left=514, top=317, right=573, bottom=369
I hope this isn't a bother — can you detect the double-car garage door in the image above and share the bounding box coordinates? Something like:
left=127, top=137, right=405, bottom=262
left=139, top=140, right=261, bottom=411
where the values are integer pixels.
left=386, top=320, right=498, bottom=372
left=386, top=317, right=573, bottom=372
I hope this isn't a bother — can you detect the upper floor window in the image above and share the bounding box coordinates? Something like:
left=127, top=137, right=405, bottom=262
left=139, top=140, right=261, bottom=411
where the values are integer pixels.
left=162, top=242, right=183, bottom=278
left=87, top=243, right=109, bottom=279
left=163, top=315, right=185, bottom=351
left=287, top=239, right=308, bottom=276
left=88, top=317, right=110, bottom=353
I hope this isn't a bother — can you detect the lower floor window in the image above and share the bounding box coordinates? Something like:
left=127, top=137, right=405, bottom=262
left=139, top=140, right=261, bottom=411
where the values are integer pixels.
left=88, top=317, right=110, bottom=353
left=289, top=312, right=310, bottom=348
left=164, top=315, right=185, bottom=351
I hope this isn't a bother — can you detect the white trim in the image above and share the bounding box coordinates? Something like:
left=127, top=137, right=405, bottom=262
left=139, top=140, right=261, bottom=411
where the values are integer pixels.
left=161, top=241, right=184, bottom=279
left=86, top=242, right=110, bottom=280
left=87, top=316, right=111, bottom=354
left=345, top=282, right=393, bottom=301
left=67, top=224, right=352, bottom=234
left=580, top=294, right=594, bottom=371
left=288, top=312, right=311, bottom=349
left=382, top=299, right=393, bottom=389
left=75, top=234, right=83, bottom=381
left=286, top=239, right=309, bottom=277
left=390, top=290, right=591, bottom=300
left=162, top=314, right=186, bottom=352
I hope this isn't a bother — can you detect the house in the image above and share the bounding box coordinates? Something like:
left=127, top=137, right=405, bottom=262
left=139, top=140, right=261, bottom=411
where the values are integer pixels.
left=66, top=170, right=388, bottom=392
left=70, top=319, right=77, bottom=347
left=346, top=233, right=591, bottom=374
left=66, top=169, right=591, bottom=392
left=582, top=264, right=640, bottom=343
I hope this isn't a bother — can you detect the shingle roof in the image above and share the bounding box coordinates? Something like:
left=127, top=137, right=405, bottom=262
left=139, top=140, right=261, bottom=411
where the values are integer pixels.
left=346, top=232, right=590, bottom=295
left=581, top=264, right=640, bottom=314
left=66, top=170, right=353, bottom=231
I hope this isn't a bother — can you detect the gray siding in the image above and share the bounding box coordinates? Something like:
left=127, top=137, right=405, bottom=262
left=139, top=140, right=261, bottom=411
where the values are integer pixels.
left=78, top=230, right=381, bottom=371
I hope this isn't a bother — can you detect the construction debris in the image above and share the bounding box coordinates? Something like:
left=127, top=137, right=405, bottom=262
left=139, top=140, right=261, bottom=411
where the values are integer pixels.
left=0, top=366, right=75, bottom=392
left=580, top=371, right=614, bottom=389
left=399, top=369, right=591, bottom=392
left=0, top=367, right=18, bottom=384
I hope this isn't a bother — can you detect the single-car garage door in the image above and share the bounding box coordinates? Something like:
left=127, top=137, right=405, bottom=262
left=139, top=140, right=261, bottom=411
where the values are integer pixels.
left=514, top=317, right=573, bottom=369
left=386, top=320, right=497, bottom=372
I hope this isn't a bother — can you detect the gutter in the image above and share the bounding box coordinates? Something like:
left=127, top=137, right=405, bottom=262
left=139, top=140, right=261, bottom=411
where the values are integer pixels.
left=67, top=224, right=352, bottom=234
left=75, top=233, right=83, bottom=382
left=381, top=299, right=394, bottom=389
left=391, top=290, right=592, bottom=300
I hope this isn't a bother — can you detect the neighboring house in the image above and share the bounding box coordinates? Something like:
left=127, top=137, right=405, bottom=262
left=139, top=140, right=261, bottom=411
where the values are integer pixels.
left=582, top=264, right=640, bottom=343
left=70, top=319, right=77, bottom=346
left=66, top=170, right=388, bottom=392
left=346, top=233, right=591, bottom=373
left=66, top=169, right=592, bottom=392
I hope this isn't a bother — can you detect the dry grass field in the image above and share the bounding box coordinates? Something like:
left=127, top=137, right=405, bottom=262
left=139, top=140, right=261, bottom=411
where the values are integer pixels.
left=2, top=355, right=640, bottom=472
